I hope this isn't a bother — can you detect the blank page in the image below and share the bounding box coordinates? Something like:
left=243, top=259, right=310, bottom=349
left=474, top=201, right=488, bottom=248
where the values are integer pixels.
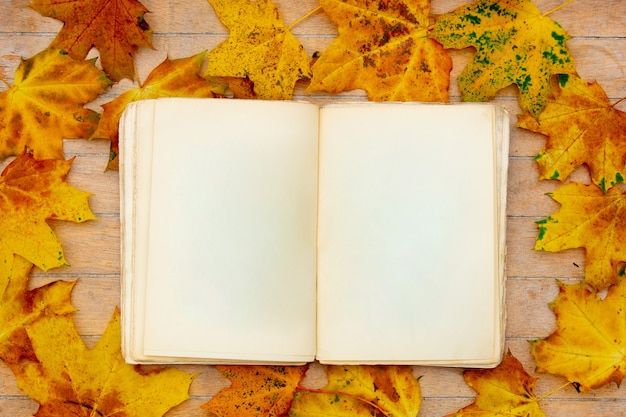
left=138, top=98, right=319, bottom=363
left=316, top=103, right=506, bottom=366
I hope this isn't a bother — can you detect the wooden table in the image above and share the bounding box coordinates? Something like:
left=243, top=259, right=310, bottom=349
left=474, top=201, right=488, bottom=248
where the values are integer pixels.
left=1, top=0, right=625, bottom=415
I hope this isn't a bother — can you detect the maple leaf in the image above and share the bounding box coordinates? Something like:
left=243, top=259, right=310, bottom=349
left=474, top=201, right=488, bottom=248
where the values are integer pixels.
left=203, top=365, right=307, bottom=417
left=518, top=74, right=626, bottom=191
left=289, top=365, right=421, bottom=417
left=0, top=47, right=110, bottom=161
left=30, top=0, right=153, bottom=81
left=91, top=52, right=227, bottom=170
left=530, top=278, right=626, bottom=391
left=451, top=351, right=546, bottom=417
left=534, top=182, right=626, bottom=289
left=307, top=0, right=452, bottom=102
left=204, top=0, right=312, bottom=100
left=432, top=0, right=576, bottom=115
left=0, top=150, right=95, bottom=282
left=11, top=308, right=193, bottom=417
left=0, top=255, right=76, bottom=364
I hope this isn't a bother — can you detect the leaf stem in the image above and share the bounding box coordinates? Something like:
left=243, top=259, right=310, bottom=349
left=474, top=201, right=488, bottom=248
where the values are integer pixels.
left=611, top=94, right=626, bottom=109
left=296, top=385, right=390, bottom=416
left=544, top=0, right=575, bottom=17
left=288, top=6, right=322, bottom=31
left=535, top=380, right=571, bottom=402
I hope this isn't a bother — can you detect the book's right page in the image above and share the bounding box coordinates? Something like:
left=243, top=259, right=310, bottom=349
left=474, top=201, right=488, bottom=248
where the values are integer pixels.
left=316, top=102, right=508, bottom=367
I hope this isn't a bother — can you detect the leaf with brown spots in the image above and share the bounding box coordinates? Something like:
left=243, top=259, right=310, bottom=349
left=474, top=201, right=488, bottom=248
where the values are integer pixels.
left=307, top=0, right=451, bottom=102
left=531, top=278, right=626, bottom=391
left=30, top=0, right=153, bottom=81
left=432, top=0, right=576, bottom=115
left=0, top=255, right=76, bottom=365
left=289, top=365, right=421, bottom=417
left=91, top=52, right=227, bottom=170
left=204, top=0, right=312, bottom=100
left=0, top=150, right=95, bottom=282
left=518, top=74, right=626, bottom=191
left=0, top=47, right=110, bottom=161
left=535, top=182, right=626, bottom=289
left=203, top=365, right=308, bottom=417
left=452, top=351, right=547, bottom=417
left=11, top=308, right=193, bottom=417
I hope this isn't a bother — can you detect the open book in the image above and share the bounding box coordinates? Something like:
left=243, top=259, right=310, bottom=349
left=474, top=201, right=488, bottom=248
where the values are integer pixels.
left=119, top=98, right=509, bottom=367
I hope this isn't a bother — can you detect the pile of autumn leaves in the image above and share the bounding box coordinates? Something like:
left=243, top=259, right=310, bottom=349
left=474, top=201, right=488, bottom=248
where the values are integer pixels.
left=1, top=0, right=626, bottom=416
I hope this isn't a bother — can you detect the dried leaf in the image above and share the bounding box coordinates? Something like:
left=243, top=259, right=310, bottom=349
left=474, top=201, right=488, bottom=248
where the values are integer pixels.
left=452, top=351, right=546, bottom=417
left=205, top=0, right=312, bottom=99
left=12, top=308, right=193, bottom=417
left=535, top=182, right=626, bottom=289
left=432, top=0, right=576, bottom=114
left=531, top=278, right=626, bottom=391
left=289, top=365, right=421, bottom=417
left=30, top=0, right=153, bottom=81
left=91, top=52, right=227, bottom=170
left=203, top=365, right=307, bottom=417
left=518, top=74, right=626, bottom=191
left=0, top=150, right=95, bottom=281
left=307, top=0, right=451, bottom=102
left=0, top=47, right=110, bottom=160
left=0, top=255, right=76, bottom=364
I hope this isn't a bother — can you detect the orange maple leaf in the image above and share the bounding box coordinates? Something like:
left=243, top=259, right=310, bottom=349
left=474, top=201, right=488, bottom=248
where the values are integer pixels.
left=451, top=351, right=546, bottom=417
left=30, top=0, right=153, bottom=81
left=518, top=74, right=626, bottom=191
left=91, top=52, right=227, bottom=169
left=534, top=182, right=626, bottom=289
left=203, top=365, right=307, bottom=417
left=432, top=0, right=576, bottom=115
left=0, top=47, right=110, bottom=160
left=205, top=0, right=312, bottom=100
left=307, top=0, right=451, bottom=102
left=531, top=278, right=626, bottom=391
left=11, top=308, right=193, bottom=416
left=290, top=365, right=421, bottom=416
left=0, top=255, right=76, bottom=364
left=0, top=150, right=95, bottom=282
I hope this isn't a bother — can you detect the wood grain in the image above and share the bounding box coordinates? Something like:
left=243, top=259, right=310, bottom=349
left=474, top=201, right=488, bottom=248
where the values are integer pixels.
left=1, top=0, right=625, bottom=416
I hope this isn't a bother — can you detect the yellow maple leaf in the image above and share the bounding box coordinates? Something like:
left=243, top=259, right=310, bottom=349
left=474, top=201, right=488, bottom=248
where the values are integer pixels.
left=432, top=0, right=576, bottom=115
left=518, top=74, right=626, bottom=192
left=530, top=278, right=626, bottom=391
left=205, top=0, right=312, bottom=100
left=289, top=365, right=421, bottom=417
left=203, top=365, right=307, bottom=417
left=307, top=0, right=451, bottom=102
left=0, top=47, right=110, bottom=160
left=11, top=308, right=193, bottom=416
left=91, top=52, right=227, bottom=170
left=0, top=150, right=95, bottom=282
left=0, top=255, right=76, bottom=364
left=534, top=182, right=626, bottom=289
left=452, top=351, right=546, bottom=417
left=30, top=0, right=153, bottom=81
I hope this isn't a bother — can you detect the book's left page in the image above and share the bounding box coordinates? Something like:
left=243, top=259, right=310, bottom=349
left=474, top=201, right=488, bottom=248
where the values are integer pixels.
left=120, top=98, right=320, bottom=364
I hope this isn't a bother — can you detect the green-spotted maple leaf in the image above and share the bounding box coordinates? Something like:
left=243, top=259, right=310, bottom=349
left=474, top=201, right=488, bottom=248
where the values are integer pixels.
left=451, top=351, right=547, bottom=417
left=289, top=365, right=421, bottom=417
left=531, top=278, right=626, bottom=391
left=30, top=0, right=153, bottom=81
left=535, top=182, right=626, bottom=289
left=0, top=150, right=95, bottom=282
left=203, top=365, right=308, bottom=417
left=205, top=0, right=312, bottom=100
left=91, top=52, right=227, bottom=170
left=0, top=255, right=76, bottom=364
left=307, top=0, right=452, bottom=102
left=0, top=47, right=110, bottom=160
left=432, top=0, right=576, bottom=115
left=11, top=308, right=193, bottom=416
left=518, top=74, right=626, bottom=191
